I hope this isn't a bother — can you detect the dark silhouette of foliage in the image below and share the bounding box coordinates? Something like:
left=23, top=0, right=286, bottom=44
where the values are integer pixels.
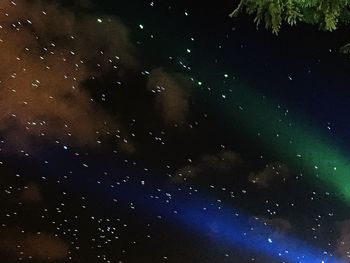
left=231, top=0, right=350, bottom=53
left=230, top=0, right=350, bottom=34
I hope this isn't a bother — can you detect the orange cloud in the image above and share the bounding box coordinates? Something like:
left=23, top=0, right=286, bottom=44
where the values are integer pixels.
left=336, top=219, right=350, bottom=261
left=0, top=228, right=69, bottom=261
left=249, top=162, right=290, bottom=188
left=19, top=183, right=42, bottom=203
left=148, top=68, right=192, bottom=125
left=0, top=0, right=136, bottom=152
left=175, top=150, right=242, bottom=182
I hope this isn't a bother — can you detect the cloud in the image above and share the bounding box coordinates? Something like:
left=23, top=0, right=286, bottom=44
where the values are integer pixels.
left=175, top=150, right=242, bottom=182
left=248, top=162, right=290, bottom=188
left=0, top=0, right=136, bottom=152
left=264, top=217, right=293, bottom=235
left=19, top=183, right=42, bottom=203
left=336, top=219, right=350, bottom=260
left=147, top=68, right=192, bottom=124
left=249, top=216, right=293, bottom=241
left=0, top=227, right=69, bottom=261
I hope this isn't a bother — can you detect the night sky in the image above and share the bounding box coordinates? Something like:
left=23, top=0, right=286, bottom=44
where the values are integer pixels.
left=1, top=0, right=350, bottom=262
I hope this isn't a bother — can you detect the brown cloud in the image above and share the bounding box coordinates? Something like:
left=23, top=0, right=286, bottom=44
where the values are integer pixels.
left=175, top=150, right=242, bottom=182
left=19, top=183, right=42, bottom=203
left=336, top=219, right=350, bottom=261
left=249, top=216, right=293, bottom=241
left=0, top=0, right=136, bottom=152
left=248, top=162, right=290, bottom=188
left=265, top=217, right=293, bottom=235
left=0, top=227, right=69, bottom=261
left=148, top=68, right=192, bottom=124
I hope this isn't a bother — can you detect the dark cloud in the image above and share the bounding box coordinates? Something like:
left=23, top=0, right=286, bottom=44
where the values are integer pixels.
left=0, top=227, right=69, bottom=261
left=248, top=162, right=290, bottom=188
left=0, top=0, right=136, bottom=153
left=148, top=68, right=192, bottom=125
left=249, top=216, right=293, bottom=241
left=264, top=217, right=293, bottom=235
left=336, top=219, right=350, bottom=261
left=175, top=150, right=242, bottom=182
left=19, top=182, right=42, bottom=203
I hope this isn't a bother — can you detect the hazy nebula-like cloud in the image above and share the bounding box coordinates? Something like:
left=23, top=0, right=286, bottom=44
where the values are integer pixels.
left=148, top=67, right=192, bottom=125
left=0, top=227, right=69, bottom=261
left=175, top=150, right=242, bottom=181
left=0, top=0, right=136, bottom=152
left=248, top=162, right=290, bottom=188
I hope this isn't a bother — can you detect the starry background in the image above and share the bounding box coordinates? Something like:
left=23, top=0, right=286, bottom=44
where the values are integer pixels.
left=1, top=0, right=350, bottom=262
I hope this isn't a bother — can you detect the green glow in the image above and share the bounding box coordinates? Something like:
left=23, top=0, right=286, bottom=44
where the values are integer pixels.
left=217, top=85, right=350, bottom=202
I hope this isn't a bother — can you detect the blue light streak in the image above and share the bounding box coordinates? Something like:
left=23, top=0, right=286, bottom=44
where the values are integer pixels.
left=41, top=150, right=344, bottom=263
left=109, top=173, right=344, bottom=263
